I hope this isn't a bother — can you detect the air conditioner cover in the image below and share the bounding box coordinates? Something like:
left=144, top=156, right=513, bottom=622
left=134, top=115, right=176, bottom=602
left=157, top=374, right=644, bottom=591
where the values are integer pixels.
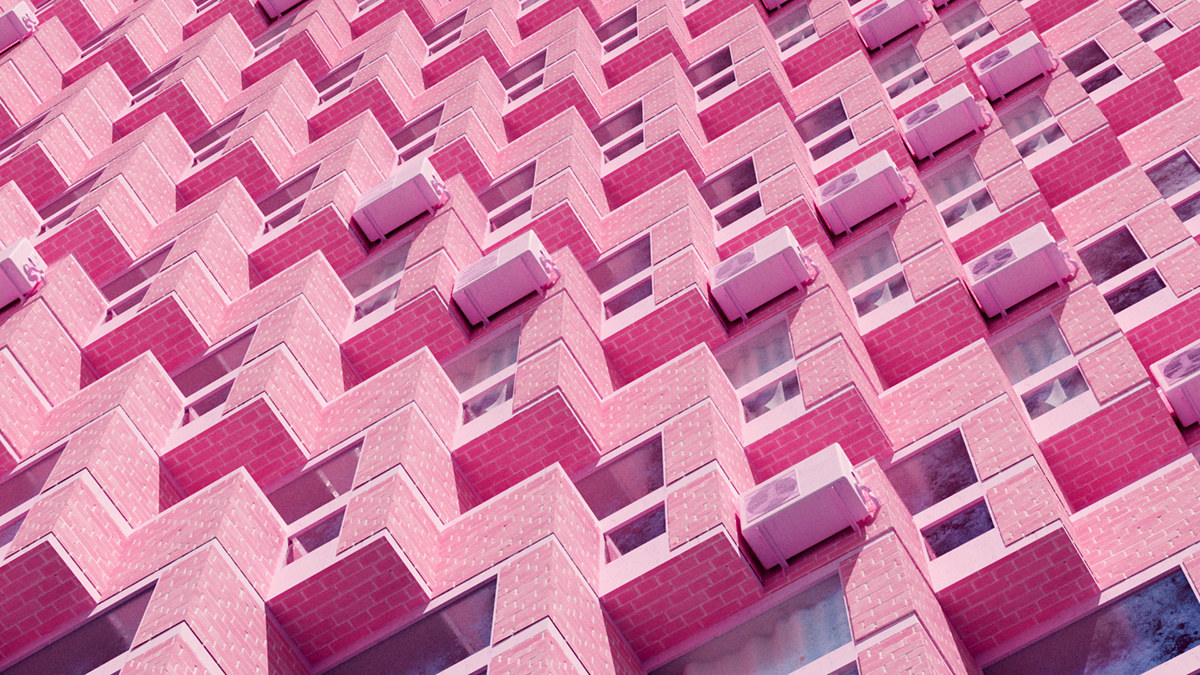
left=1151, top=341, right=1200, bottom=427
left=973, top=33, right=1056, bottom=101
left=0, top=238, right=45, bottom=308
left=901, top=84, right=989, bottom=160
left=964, top=222, right=1074, bottom=317
left=854, top=0, right=929, bottom=51
left=740, top=444, right=869, bottom=569
left=710, top=227, right=816, bottom=322
left=453, top=230, right=557, bottom=325
left=0, top=2, right=37, bottom=52
left=354, top=158, right=448, bottom=242
left=816, top=151, right=910, bottom=235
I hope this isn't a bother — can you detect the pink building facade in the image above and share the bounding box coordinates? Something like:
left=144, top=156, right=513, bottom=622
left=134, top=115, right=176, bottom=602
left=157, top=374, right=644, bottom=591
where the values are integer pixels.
left=1, top=0, right=1200, bottom=670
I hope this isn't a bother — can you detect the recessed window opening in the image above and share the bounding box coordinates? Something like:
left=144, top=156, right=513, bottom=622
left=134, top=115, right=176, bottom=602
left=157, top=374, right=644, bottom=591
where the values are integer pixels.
left=593, top=104, right=643, bottom=146
left=717, top=320, right=791, bottom=389
left=797, top=98, right=854, bottom=161
left=252, top=14, right=296, bottom=57
left=128, top=57, right=182, bottom=104
left=0, top=113, right=48, bottom=163
left=172, top=329, right=257, bottom=397
left=446, top=326, right=521, bottom=426
left=576, top=435, right=664, bottom=519
left=462, top=377, right=514, bottom=422
left=923, top=500, right=993, bottom=557
left=104, top=287, right=150, bottom=322
left=886, top=431, right=977, bottom=514
left=992, top=315, right=1070, bottom=383
left=686, top=48, right=734, bottom=99
left=77, top=16, right=127, bottom=57
left=1104, top=270, right=1166, bottom=314
left=597, top=8, right=637, bottom=52
left=0, top=515, right=24, bottom=551
left=36, top=171, right=104, bottom=222
left=259, top=167, right=320, bottom=233
left=315, top=55, right=364, bottom=103
left=1021, top=367, right=1090, bottom=419
left=182, top=380, right=235, bottom=424
left=423, top=11, right=466, bottom=54
left=1064, top=42, right=1109, bottom=76
left=1077, top=227, right=1146, bottom=285
left=1148, top=152, right=1200, bottom=200
left=770, top=3, right=817, bottom=52
left=872, top=45, right=929, bottom=99
left=853, top=274, right=909, bottom=317
left=833, top=230, right=899, bottom=288
left=605, top=504, right=665, bottom=560
left=985, top=569, right=1200, bottom=674
left=652, top=575, right=852, bottom=675
left=0, top=445, right=63, bottom=518
left=190, top=110, right=247, bottom=164
left=390, top=106, right=443, bottom=160
left=480, top=165, right=536, bottom=232
left=326, top=580, right=496, bottom=674
left=742, top=373, right=801, bottom=421
left=944, top=1, right=993, bottom=49
left=345, top=240, right=412, bottom=320
left=588, top=236, right=654, bottom=319
left=1121, top=1, right=1174, bottom=42
left=100, top=245, right=174, bottom=301
left=286, top=507, right=345, bottom=562
left=501, top=52, right=547, bottom=102
left=700, top=159, right=760, bottom=229
left=4, top=584, right=156, bottom=675
left=998, top=96, right=1066, bottom=160
left=267, top=440, right=363, bottom=524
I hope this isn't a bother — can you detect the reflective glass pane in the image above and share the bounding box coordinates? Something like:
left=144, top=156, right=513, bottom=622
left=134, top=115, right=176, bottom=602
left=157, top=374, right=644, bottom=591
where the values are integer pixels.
left=576, top=436, right=664, bottom=519
left=924, top=501, right=993, bottom=557
left=992, top=316, right=1070, bottom=383
left=1077, top=227, right=1146, bottom=285
left=886, top=432, right=977, bottom=514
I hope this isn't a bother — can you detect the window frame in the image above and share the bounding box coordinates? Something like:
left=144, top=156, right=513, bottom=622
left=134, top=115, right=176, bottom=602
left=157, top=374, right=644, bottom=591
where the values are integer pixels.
left=1075, top=222, right=1177, bottom=325
left=686, top=47, right=737, bottom=104
left=341, top=236, right=415, bottom=322
left=701, top=156, right=767, bottom=241
left=1118, top=0, right=1179, bottom=46
left=871, top=42, right=932, bottom=105
left=995, top=93, right=1070, bottom=166
left=796, top=96, right=858, bottom=168
left=173, top=327, right=259, bottom=428
left=1146, top=149, right=1200, bottom=234
left=447, top=322, right=523, bottom=439
left=479, top=163, right=538, bottom=239
left=919, top=150, right=999, bottom=235
left=264, top=436, right=365, bottom=564
left=831, top=229, right=916, bottom=331
left=587, top=234, right=655, bottom=327
left=940, top=0, right=997, bottom=54
left=1062, top=40, right=1127, bottom=98
left=769, top=2, right=819, bottom=55
left=714, top=319, right=806, bottom=438
left=0, top=442, right=66, bottom=558
left=592, top=101, right=646, bottom=167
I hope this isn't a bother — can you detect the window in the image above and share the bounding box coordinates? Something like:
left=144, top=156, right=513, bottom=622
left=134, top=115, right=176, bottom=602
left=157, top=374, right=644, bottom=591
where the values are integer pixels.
left=390, top=106, right=443, bottom=162
left=36, top=171, right=105, bottom=234
left=1063, top=41, right=1123, bottom=94
left=1120, top=0, right=1175, bottom=43
left=4, top=584, right=156, bottom=675
left=886, top=431, right=990, bottom=558
left=190, top=109, right=246, bottom=166
left=770, top=3, right=817, bottom=53
left=923, top=500, right=994, bottom=556
left=342, top=239, right=412, bottom=320
left=1147, top=152, right=1200, bottom=227
left=796, top=98, right=855, bottom=162
left=423, top=11, right=466, bottom=56
left=991, top=315, right=1092, bottom=424
left=997, top=96, right=1067, bottom=161
left=941, top=1, right=994, bottom=51
left=128, top=57, right=181, bottom=106
left=0, top=444, right=63, bottom=554
left=251, top=12, right=296, bottom=58
left=100, top=244, right=176, bottom=323
left=832, top=231, right=913, bottom=323
left=445, top=325, right=521, bottom=427
left=326, top=580, right=496, bottom=674
left=479, top=164, right=536, bottom=233
left=686, top=48, right=736, bottom=100
left=652, top=575, right=853, bottom=675
left=596, top=8, right=637, bottom=52
left=699, top=158, right=763, bottom=231
left=1077, top=226, right=1170, bottom=316
left=587, top=236, right=653, bottom=320
left=592, top=102, right=644, bottom=164
left=576, top=435, right=664, bottom=519
left=921, top=153, right=996, bottom=229
left=266, top=439, right=362, bottom=563
left=716, top=321, right=803, bottom=426
left=314, top=55, right=363, bottom=104
left=872, top=44, right=930, bottom=100
left=173, top=329, right=257, bottom=427
left=258, top=166, right=319, bottom=233
left=0, top=112, right=48, bottom=165
left=985, top=570, right=1200, bottom=674
left=501, top=52, right=547, bottom=103
left=605, top=505, right=665, bottom=559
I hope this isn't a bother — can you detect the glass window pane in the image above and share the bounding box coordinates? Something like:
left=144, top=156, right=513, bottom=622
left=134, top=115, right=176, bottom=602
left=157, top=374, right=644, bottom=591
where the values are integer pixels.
left=1081, top=66, right=1122, bottom=93
left=462, top=377, right=514, bottom=422
left=1174, top=193, right=1200, bottom=222
left=479, top=165, right=536, bottom=211
left=343, top=241, right=412, bottom=298
left=604, top=279, right=653, bottom=317
left=998, top=97, right=1052, bottom=137
left=985, top=570, right=1200, bottom=675
left=834, top=234, right=899, bottom=289
left=1064, top=42, right=1108, bottom=76
left=1140, top=20, right=1173, bottom=41
left=1147, top=153, right=1200, bottom=200
left=699, top=159, right=756, bottom=208
left=588, top=237, right=651, bottom=293
left=577, top=436, right=664, bottom=519
left=172, top=330, right=257, bottom=398
left=944, top=2, right=986, bottom=34
left=853, top=274, right=908, bottom=317
left=1022, top=368, right=1090, bottom=419
left=268, top=441, right=363, bottom=524
left=606, top=504, right=666, bottom=556
left=1077, top=227, right=1146, bottom=285
left=593, top=103, right=643, bottom=146
left=0, top=447, right=63, bottom=516
left=717, top=322, right=792, bottom=388
left=872, top=45, right=920, bottom=82
left=742, top=374, right=801, bottom=422
left=924, top=155, right=981, bottom=203
left=769, top=4, right=812, bottom=40
left=796, top=99, right=848, bottom=143
left=886, top=432, right=977, bottom=514
left=1120, top=0, right=1160, bottom=28
left=327, top=581, right=496, bottom=675
left=924, top=501, right=993, bottom=557
left=1104, top=271, right=1166, bottom=314
left=992, top=316, right=1070, bottom=383
left=1015, top=125, right=1065, bottom=158
left=444, top=328, right=521, bottom=392
left=652, top=575, right=852, bottom=675
left=686, top=49, right=733, bottom=86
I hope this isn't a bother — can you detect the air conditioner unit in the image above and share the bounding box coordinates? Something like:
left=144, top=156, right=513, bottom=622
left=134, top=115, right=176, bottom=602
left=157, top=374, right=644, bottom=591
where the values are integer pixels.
left=0, top=238, right=46, bottom=308
left=710, top=227, right=817, bottom=322
left=901, top=84, right=990, bottom=160
left=353, top=158, right=449, bottom=242
left=740, top=444, right=870, bottom=570
left=453, top=230, right=558, bottom=325
left=0, top=2, right=36, bottom=52
left=964, top=222, right=1074, bottom=317
left=973, top=33, right=1057, bottom=101
left=1152, top=342, right=1200, bottom=427
left=816, top=151, right=911, bottom=235
left=854, top=0, right=930, bottom=51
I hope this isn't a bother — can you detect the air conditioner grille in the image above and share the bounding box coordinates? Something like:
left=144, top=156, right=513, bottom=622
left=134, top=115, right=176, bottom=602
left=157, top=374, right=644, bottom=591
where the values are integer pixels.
left=904, top=100, right=942, bottom=127
left=820, top=170, right=860, bottom=199
left=979, top=47, right=1012, bottom=71
left=745, top=473, right=799, bottom=520
left=714, top=249, right=757, bottom=284
left=970, top=244, right=1015, bottom=277
left=1163, top=347, right=1200, bottom=384
left=458, top=252, right=500, bottom=286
